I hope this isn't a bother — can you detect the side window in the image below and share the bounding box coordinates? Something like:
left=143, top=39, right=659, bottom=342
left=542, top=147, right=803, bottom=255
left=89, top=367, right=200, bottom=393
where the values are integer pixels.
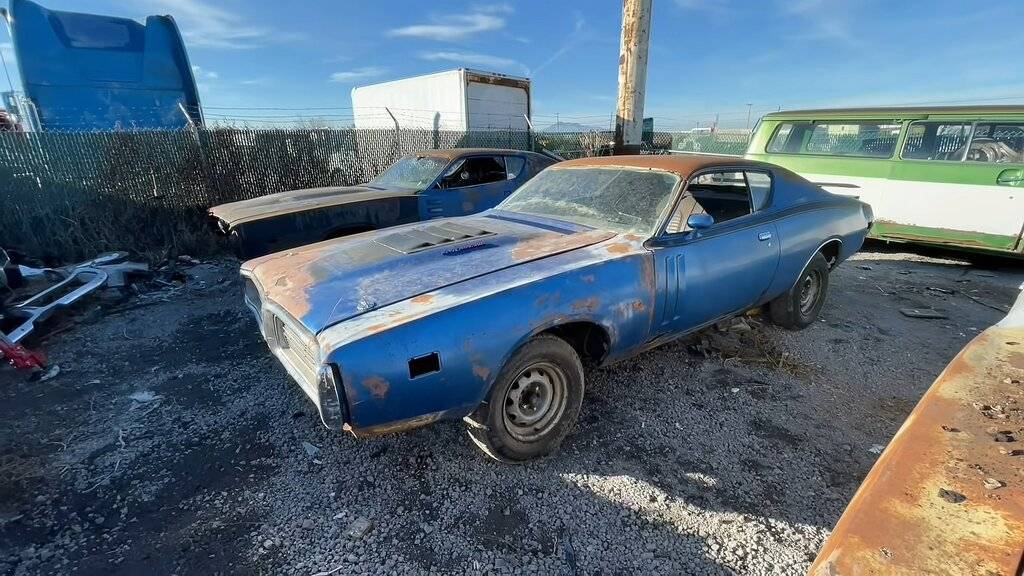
left=901, top=122, right=973, bottom=161
left=441, top=156, right=506, bottom=189
left=805, top=122, right=900, bottom=158
left=966, top=123, right=1024, bottom=163
left=504, top=156, right=526, bottom=179
left=766, top=121, right=899, bottom=158
left=746, top=171, right=772, bottom=210
left=766, top=123, right=802, bottom=153
left=666, top=170, right=752, bottom=233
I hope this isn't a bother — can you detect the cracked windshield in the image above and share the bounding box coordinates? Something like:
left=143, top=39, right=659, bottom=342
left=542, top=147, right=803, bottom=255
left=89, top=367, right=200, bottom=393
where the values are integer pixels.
left=370, top=154, right=449, bottom=189
left=499, top=168, right=678, bottom=234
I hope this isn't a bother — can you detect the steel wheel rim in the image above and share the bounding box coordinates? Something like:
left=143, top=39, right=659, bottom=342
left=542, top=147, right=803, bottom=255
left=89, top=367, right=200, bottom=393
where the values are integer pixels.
left=799, top=270, right=822, bottom=315
left=502, top=362, right=568, bottom=442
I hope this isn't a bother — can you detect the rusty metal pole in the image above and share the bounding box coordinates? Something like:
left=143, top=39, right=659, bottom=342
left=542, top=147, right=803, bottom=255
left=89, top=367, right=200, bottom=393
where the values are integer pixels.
left=613, top=0, right=652, bottom=156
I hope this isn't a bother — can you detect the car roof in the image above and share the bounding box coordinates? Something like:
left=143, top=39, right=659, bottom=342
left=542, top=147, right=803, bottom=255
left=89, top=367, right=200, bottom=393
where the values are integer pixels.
left=763, top=105, right=1024, bottom=120
left=411, top=148, right=549, bottom=160
left=553, top=154, right=773, bottom=178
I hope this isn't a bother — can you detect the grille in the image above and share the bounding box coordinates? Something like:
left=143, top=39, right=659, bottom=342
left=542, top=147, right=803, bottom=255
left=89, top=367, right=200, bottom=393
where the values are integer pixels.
left=274, top=315, right=318, bottom=375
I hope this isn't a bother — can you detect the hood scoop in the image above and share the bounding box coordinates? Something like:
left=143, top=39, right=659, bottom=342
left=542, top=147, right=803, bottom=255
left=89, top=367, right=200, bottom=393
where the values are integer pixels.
left=376, top=222, right=495, bottom=254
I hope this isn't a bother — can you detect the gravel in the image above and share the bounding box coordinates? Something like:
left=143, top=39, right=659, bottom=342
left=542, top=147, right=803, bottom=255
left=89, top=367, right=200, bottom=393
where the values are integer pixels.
left=1, top=246, right=1021, bottom=575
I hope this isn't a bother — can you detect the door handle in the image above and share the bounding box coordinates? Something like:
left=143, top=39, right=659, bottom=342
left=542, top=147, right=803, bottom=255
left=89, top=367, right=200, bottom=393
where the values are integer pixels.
left=997, top=169, right=1024, bottom=187
left=758, top=231, right=773, bottom=241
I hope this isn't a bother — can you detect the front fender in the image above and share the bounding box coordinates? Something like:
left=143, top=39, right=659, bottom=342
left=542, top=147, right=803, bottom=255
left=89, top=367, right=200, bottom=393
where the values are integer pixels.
left=322, top=250, right=655, bottom=431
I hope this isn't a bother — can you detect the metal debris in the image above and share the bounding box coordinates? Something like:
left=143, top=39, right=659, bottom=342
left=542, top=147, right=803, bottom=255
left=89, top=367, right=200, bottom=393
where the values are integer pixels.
left=937, top=488, right=966, bottom=504
left=899, top=308, right=948, bottom=319
left=983, top=478, right=1004, bottom=490
left=344, top=517, right=374, bottom=540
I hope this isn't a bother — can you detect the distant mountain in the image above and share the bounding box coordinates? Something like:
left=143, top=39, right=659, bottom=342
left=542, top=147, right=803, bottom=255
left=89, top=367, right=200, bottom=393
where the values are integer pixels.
left=540, top=121, right=606, bottom=133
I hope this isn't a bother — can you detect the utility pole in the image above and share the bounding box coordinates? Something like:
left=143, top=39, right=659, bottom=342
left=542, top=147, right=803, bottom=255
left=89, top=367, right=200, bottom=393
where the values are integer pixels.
left=746, top=103, right=753, bottom=130
left=613, top=0, right=652, bottom=155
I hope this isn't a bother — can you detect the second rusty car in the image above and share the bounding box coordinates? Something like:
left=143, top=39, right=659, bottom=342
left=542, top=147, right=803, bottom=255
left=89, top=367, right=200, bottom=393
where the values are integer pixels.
left=210, top=148, right=557, bottom=258
left=241, top=155, right=873, bottom=461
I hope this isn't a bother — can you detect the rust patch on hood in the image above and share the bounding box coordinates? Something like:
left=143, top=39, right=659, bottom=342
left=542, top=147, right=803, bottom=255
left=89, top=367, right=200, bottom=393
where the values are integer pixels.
left=243, top=243, right=334, bottom=319
left=809, top=327, right=1024, bottom=576
left=362, top=376, right=390, bottom=399
left=410, top=294, right=435, bottom=305
left=511, top=230, right=616, bottom=262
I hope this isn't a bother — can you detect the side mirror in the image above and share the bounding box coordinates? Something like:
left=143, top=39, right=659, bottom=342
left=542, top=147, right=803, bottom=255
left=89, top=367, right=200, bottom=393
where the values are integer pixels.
left=686, top=213, right=715, bottom=230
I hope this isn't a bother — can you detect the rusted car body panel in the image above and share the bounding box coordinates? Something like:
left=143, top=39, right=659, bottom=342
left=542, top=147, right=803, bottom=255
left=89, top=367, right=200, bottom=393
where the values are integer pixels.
left=240, top=154, right=872, bottom=437
left=809, top=294, right=1024, bottom=576
left=210, top=148, right=555, bottom=258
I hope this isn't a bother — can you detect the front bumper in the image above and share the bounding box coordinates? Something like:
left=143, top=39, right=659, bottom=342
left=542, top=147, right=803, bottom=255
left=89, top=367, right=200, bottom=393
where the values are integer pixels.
left=242, top=275, right=347, bottom=429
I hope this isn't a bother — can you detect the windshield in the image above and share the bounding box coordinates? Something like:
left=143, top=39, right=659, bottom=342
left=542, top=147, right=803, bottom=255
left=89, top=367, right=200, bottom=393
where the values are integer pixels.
left=497, top=167, right=680, bottom=235
left=370, top=155, right=450, bottom=189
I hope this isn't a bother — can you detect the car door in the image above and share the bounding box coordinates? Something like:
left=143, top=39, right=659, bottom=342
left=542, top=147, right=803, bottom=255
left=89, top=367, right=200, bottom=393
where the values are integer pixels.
left=650, top=169, right=780, bottom=334
left=419, top=155, right=509, bottom=219
left=887, top=120, right=1024, bottom=251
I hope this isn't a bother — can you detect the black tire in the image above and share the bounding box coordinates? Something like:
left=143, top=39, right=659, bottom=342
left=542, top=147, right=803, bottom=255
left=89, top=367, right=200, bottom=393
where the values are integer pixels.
left=769, top=252, right=830, bottom=330
left=467, top=335, right=585, bottom=462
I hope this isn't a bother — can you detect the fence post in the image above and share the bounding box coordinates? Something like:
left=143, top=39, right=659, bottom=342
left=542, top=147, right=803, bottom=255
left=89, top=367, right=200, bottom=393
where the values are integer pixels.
left=385, top=107, right=400, bottom=163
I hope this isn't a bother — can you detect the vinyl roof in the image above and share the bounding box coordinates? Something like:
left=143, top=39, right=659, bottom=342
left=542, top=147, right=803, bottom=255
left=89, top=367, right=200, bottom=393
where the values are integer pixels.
left=553, top=154, right=769, bottom=177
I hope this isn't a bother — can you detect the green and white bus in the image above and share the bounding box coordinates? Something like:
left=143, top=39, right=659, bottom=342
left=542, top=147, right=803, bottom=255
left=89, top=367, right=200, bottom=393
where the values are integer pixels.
left=746, top=106, right=1024, bottom=255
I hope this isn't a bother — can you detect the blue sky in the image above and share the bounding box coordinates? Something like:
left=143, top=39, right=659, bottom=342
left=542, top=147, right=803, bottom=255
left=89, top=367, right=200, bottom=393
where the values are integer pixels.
left=2, top=0, right=1024, bottom=129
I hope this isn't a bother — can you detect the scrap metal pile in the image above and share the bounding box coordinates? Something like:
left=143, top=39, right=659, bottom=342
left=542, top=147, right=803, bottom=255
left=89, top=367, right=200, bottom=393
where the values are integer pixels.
left=0, top=249, right=192, bottom=376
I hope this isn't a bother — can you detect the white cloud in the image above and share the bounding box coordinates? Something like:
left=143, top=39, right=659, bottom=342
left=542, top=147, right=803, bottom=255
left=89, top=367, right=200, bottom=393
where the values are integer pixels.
left=329, top=67, right=388, bottom=83
left=191, top=65, right=218, bottom=80
left=419, top=51, right=528, bottom=75
left=241, top=77, right=271, bottom=86
left=387, top=9, right=507, bottom=41
left=143, top=0, right=297, bottom=49
left=532, top=11, right=587, bottom=76
left=780, top=0, right=856, bottom=44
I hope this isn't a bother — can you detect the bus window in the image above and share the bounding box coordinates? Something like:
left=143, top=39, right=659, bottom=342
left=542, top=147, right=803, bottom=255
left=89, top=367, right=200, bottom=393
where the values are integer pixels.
left=766, top=121, right=899, bottom=158
left=902, top=122, right=972, bottom=161
left=805, top=122, right=900, bottom=158
left=766, top=123, right=800, bottom=153
left=966, top=124, right=1024, bottom=164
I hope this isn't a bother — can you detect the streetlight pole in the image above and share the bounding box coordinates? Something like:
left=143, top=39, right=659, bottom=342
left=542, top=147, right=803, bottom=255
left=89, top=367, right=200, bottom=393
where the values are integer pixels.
left=613, top=0, right=652, bottom=155
left=746, top=103, right=753, bottom=130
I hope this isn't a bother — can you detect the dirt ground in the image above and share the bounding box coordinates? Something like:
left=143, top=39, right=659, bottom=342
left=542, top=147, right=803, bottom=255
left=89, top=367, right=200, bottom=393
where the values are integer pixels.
left=1, top=243, right=1022, bottom=575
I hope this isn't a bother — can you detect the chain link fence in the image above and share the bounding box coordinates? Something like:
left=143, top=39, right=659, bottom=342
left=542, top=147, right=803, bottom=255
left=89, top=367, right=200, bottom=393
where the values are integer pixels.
left=0, top=127, right=750, bottom=262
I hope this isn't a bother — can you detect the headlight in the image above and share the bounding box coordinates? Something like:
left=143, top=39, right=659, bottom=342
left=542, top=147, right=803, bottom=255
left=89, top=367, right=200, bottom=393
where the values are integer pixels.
left=316, top=364, right=346, bottom=429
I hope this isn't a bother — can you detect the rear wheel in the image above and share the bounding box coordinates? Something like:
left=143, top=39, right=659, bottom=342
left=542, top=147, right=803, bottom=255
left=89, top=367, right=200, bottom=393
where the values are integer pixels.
left=467, top=335, right=584, bottom=462
left=769, top=252, right=830, bottom=329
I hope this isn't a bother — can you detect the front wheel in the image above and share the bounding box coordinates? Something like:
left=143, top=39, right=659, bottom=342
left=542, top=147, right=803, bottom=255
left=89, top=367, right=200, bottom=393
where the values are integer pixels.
left=467, top=335, right=585, bottom=462
left=768, top=252, right=830, bottom=330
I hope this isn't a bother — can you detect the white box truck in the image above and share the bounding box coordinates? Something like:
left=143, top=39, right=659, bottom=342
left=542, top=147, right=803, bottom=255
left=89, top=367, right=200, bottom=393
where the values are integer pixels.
left=351, top=69, right=531, bottom=131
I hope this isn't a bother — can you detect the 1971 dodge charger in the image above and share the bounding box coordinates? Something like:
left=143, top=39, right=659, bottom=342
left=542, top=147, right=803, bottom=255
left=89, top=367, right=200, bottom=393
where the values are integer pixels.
left=210, top=148, right=557, bottom=258
left=241, top=155, right=873, bottom=461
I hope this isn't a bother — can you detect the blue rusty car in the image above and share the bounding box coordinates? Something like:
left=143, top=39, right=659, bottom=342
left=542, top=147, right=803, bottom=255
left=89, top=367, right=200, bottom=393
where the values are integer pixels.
left=241, top=155, right=873, bottom=461
left=210, top=148, right=556, bottom=258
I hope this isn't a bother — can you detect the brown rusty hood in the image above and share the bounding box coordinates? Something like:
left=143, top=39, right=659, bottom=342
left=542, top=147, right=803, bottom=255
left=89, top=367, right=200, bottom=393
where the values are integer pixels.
left=241, top=214, right=616, bottom=334
left=209, top=184, right=416, bottom=227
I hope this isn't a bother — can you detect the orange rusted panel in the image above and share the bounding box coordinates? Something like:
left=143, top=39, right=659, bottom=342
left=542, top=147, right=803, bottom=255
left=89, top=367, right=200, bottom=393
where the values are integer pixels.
left=809, top=299, right=1024, bottom=576
left=555, top=153, right=776, bottom=178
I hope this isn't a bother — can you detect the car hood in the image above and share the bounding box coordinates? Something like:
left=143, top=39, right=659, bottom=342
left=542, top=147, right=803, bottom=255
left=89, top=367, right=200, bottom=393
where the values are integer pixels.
left=242, top=213, right=615, bottom=334
left=209, top=184, right=416, bottom=226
